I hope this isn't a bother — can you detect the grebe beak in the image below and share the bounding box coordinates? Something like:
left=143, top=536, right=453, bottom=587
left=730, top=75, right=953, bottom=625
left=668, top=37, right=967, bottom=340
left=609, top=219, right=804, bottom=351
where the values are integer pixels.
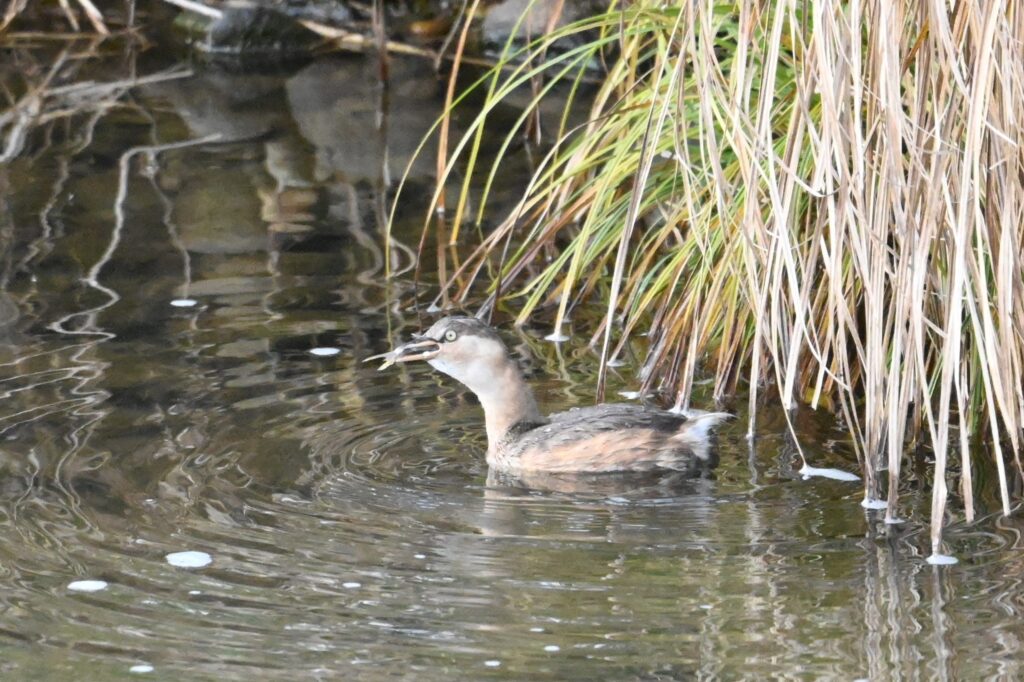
left=364, top=338, right=441, bottom=371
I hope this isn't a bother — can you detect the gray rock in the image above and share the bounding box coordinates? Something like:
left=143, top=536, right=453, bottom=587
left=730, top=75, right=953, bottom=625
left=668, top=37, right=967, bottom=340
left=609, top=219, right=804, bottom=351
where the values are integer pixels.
left=482, top=0, right=582, bottom=45
left=198, top=4, right=321, bottom=55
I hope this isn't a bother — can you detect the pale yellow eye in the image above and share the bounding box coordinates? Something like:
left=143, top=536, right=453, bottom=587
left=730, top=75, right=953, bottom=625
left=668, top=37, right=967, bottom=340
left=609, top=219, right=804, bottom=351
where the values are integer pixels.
left=444, top=330, right=458, bottom=342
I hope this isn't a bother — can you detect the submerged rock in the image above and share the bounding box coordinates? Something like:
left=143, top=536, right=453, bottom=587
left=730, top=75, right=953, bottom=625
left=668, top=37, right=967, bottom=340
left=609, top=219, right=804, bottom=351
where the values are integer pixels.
left=267, top=0, right=352, bottom=25
left=481, top=0, right=604, bottom=46
left=195, top=4, right=322, bottom=55
left=482, top=0, right=575, bottom=44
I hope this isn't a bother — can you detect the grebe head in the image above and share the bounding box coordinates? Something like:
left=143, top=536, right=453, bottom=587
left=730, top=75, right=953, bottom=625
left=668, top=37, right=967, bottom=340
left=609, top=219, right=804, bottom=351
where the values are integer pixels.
left=370, top=316, right=513, bottom=395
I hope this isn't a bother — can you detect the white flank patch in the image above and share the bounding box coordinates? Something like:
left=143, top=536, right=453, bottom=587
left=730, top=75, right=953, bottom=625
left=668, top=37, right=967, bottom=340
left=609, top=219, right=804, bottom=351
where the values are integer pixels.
left=165, top=551, right=212, bottom=568
left=67, top=580, right=108, bottom=592
left=799, top=465, right=860, bottom=482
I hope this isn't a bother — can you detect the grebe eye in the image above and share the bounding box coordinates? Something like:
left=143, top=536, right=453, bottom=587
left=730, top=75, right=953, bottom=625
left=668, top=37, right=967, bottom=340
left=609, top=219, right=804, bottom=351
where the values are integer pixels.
left=444, top=330, right=457, bottom=342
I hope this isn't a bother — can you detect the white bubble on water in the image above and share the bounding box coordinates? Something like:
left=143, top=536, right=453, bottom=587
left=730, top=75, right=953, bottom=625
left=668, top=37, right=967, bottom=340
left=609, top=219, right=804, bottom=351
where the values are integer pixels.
left=67, top=580, right=108, bottom=592
left=165, top=551, right=212, bottom=568
left=799, top=465, right=860, bottom=482
left=543, top=645, right=561, bottom=652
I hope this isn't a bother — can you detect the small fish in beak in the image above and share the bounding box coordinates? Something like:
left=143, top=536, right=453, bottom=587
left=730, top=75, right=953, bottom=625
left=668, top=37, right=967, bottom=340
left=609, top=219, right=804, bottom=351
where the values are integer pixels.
left=364, top=338, right=441, bottom=371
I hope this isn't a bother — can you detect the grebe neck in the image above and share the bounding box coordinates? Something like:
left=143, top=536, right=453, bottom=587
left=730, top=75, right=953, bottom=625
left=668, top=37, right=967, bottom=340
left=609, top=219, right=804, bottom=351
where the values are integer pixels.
left=472, top=362, right=546, bottom=457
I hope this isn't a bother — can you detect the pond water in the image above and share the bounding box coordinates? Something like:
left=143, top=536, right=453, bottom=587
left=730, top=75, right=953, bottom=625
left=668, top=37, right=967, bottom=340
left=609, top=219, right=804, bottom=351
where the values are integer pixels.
left=2, top=41, right=1023, bottom=680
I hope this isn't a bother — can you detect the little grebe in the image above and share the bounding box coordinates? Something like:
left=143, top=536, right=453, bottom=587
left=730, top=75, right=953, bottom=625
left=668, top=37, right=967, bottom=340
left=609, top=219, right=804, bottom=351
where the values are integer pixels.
left=368, top=317, right=730, bottom=475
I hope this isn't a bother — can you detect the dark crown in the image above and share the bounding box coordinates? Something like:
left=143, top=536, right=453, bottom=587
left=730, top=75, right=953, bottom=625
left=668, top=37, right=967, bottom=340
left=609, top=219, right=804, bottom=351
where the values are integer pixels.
left=423, top=316, right=506, bottom=345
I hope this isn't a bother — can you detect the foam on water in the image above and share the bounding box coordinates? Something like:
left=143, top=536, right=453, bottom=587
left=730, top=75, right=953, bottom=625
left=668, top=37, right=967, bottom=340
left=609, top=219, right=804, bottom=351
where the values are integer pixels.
left=799, top=465, right=860, bottom=482
left=860, top=497, right=888, bottom=510
left=67, top=579, right=108, bottom=592
left=165, top=551, right=212, bottom=568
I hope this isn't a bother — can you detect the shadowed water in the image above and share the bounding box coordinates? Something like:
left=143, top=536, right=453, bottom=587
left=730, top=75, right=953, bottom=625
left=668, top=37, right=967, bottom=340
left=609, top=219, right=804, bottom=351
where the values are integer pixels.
left=1, top=42, right=1023, bottom=681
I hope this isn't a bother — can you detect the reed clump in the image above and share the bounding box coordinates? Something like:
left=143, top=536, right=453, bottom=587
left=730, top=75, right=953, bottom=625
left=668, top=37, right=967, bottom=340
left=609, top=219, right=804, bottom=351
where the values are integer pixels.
left=396, top=0, right=1024, bottom=559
